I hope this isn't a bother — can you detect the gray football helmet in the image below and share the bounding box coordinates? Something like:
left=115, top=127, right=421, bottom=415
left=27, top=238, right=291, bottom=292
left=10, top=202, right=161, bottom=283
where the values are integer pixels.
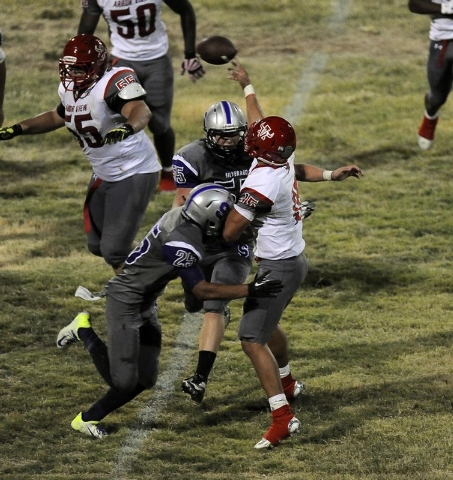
left=203, top=101, right=247, bottom=159
left=182, top=183, right=235, bottom=236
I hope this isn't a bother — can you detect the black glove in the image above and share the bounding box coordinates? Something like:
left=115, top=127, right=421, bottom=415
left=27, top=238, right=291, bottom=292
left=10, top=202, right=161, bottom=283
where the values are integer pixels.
left=301, top=200, right=316, bottom=219
left=103, top=123, right=134, bottom=145
left=248, top=270, right=283, bottom=298
left=0, top=123, right=23, bottom=141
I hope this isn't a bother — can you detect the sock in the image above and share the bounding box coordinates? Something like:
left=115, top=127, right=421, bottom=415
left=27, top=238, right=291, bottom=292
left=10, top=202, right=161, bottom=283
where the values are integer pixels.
left=83, top=383, right=147, bottom=422
left=78, top=327, right=101, bottom=351
left=195, top=350, right=217, bottom=381
left=269, top=394, right=289, bottom=412
left=279, top=364, right=295, bottom=390
left=425, top=110, right=439, bottom=120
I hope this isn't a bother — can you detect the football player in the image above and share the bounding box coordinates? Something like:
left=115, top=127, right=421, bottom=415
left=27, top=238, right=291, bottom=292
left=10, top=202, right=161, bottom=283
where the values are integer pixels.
left=55, top=183, right=283, bottom=438
left=0, top=34, right=161, bottom=273
left=0, top=29, right=6, bottom=127
left=173, top=101, right=311, bottom=405
left=78, top=0, right=205, bottom=193
left=224, top=60, right=363, bottom=449
left=408, top=0, right=453, bottom=149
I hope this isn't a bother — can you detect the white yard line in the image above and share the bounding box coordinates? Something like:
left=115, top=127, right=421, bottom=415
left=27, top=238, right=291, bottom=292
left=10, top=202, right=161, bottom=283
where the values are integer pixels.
left=111, top=2, right=352, bottom=477
left=284, top=0, right=351, bottom=125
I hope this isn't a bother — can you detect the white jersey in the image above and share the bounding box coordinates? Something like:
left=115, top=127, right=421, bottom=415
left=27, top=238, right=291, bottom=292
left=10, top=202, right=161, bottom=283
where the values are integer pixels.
left=234, top=154, right=305, bottom=260
left=84, top=0, right=169, bottom=61
left=429, top=1, right=453, bottom=40
left=58, top=66, right=161, bottom=182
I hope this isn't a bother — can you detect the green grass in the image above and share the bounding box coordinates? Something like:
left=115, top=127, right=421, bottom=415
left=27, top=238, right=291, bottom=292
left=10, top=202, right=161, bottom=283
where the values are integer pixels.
left=2, top=1, right=453, bottom=479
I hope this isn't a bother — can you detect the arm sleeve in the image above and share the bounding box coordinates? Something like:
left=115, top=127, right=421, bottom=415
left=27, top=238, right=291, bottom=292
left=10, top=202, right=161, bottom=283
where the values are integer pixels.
left=82, top=0, right=103, bottom=15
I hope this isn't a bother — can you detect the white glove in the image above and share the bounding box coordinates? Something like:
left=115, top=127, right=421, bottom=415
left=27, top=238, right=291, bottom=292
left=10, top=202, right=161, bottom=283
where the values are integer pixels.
left=441, top=1, right=453, bottom=14
left=181, top=57, right=206, bottom=83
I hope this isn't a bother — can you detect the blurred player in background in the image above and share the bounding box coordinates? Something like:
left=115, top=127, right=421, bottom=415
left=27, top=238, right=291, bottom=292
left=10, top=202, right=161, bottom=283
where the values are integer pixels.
left=224, top=60, right=363, bottom=449
left=55, top=184, right=282, bottom=438
left=408, top=0, right=453, bottom=149
left=173, top=101, right=315, bottom=404
left=0, top=30, right=6, bottom=126
left=0, top=34, right=161, bottom=273
left=78, top=0, right=205, bottom=192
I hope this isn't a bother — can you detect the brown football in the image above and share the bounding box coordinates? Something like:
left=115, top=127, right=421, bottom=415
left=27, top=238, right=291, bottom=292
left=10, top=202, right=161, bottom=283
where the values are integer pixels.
left=196, top=36, right=238, bottom=65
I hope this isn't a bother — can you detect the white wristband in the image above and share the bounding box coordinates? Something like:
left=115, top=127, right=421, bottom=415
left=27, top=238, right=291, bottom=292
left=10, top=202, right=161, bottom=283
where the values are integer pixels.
left=442, top=2, right=453, bottom=15
left=322, top=170, right=333, bottom=181
left=243, top=84, right=255, bottom=97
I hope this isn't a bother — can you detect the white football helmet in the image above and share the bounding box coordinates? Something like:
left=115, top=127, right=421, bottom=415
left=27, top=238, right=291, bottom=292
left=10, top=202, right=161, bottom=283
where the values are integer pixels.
left=182, top=183, right=234, bottom=236
left=203, top=101, right=248, bottom=160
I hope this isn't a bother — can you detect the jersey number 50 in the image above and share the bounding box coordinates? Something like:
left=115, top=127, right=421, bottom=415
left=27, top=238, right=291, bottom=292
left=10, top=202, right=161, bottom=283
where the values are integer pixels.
left=111, top=5, right=157, bottom=38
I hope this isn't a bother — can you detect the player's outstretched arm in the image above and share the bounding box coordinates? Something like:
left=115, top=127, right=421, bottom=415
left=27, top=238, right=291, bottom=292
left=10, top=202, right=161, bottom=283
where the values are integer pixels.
left=294, top=163, right=363, bottom=182
left=192, top=272, right=283, bottom=301
left=0, top=109, right=64, bottom=140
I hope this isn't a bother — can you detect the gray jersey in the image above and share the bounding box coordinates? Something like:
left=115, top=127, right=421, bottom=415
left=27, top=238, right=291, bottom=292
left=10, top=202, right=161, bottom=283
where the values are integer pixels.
left=172, top=139, right=252, bottom=201
left=107, top=207, right=206, bottom=306
left=172, top=139, right=254, bottom=312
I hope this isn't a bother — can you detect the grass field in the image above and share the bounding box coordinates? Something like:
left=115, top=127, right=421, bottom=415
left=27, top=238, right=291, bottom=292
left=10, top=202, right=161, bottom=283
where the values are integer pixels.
left=2, top=1, right=453, bottom=479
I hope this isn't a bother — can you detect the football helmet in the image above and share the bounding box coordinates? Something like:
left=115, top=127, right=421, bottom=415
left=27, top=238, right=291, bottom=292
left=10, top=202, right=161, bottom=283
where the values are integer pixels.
left=182, top=183, right=234, bottom=236
left=59, top=34, right=108, bottom=94
left=203, top=101, right=248, bottom=159
left=244, top=116, right=296, bottom=166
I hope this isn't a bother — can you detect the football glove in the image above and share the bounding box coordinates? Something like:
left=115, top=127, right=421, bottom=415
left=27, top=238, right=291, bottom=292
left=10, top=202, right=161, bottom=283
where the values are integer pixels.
left=301, top=200, right=316, bottom=219
left=181, top=56, right=206, bottom=83
left=248, top=270, right=283, bottom=298
left=103, top=123, right=134, bottom=145
left=441, top=0, right=453, bottom=14
left=0, top=123, right=23, bottom=141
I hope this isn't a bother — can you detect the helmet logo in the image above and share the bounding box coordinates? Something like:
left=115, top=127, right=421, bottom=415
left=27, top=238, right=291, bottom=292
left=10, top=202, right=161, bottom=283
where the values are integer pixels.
left=257, top=122, right=274, bottom=140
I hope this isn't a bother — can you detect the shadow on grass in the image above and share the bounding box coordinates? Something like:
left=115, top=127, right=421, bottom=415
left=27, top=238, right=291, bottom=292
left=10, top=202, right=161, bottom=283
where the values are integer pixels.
left=304, top=256, right=421, bottom=293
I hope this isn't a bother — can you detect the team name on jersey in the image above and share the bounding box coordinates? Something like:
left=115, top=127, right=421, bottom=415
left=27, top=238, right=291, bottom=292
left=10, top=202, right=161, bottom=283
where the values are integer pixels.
left=225, top=169, right=249, bottom=178
left=113, top=0, right=133, bottom=7
left=66, top=104, right=88, bottom=113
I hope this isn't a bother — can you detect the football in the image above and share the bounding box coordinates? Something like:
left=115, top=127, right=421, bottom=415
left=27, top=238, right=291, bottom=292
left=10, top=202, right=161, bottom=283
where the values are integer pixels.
left=196, top=36, right=238, bottom=65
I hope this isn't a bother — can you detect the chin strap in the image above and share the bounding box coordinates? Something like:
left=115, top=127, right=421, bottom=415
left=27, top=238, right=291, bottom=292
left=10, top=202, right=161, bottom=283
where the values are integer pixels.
left=257, top=156, right=287, bottom=167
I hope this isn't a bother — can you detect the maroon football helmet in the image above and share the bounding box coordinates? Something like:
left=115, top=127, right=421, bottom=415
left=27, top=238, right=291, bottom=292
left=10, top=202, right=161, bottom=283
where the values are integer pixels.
left=244, top=116, right=296, bottom=165
left=59, top=34, right=108, bottom=94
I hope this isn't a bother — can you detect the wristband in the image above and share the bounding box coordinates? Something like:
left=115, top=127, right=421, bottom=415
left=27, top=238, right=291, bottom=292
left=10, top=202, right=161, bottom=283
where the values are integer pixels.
left=243, top=84, right=255, bottom=97
left=322, top=170, right=333, bottom=181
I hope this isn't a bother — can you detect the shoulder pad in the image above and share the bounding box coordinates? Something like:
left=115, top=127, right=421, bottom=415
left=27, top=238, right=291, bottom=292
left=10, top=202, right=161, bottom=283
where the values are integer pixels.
left=118, top=82, right=146, bottom=101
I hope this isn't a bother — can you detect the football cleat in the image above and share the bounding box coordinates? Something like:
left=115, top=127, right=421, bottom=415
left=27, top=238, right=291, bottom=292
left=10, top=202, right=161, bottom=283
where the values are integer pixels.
left=71, top=412, right=108, bottom=439
left=417, top=113, right=438, bottom=150
left=181, top=374, right=206, bottom=403
left=254, top=406, right=301, bottom=449
left=283, top=380, right=305, bottom=402
left=56, top=312, right=91, bottom=349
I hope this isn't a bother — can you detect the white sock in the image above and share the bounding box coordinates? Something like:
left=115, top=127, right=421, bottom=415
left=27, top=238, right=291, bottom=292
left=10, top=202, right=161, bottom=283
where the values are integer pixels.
left=269, top=394, right=288, bottom=411
left=425, top=110, right=439, bottom=120
left=279, top=363, right=290, bottom=378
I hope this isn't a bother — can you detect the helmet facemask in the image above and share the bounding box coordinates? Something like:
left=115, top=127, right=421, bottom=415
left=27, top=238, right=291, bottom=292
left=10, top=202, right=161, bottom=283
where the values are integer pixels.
left=203, top=101, right=247, bottom=160
left=59, top=35, right=108, bottom=98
